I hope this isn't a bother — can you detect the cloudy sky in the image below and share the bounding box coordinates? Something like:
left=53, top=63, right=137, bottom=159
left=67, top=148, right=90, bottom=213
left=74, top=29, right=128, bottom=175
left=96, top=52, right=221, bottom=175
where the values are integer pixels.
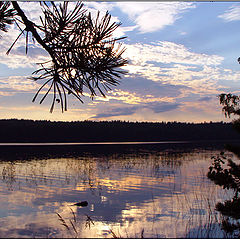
left=1, top=2, right=240, bottom=122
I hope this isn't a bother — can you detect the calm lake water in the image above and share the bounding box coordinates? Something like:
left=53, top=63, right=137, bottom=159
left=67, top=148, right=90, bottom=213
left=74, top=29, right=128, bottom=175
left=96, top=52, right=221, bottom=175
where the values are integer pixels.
left=0, top=142, right=237, bottom=238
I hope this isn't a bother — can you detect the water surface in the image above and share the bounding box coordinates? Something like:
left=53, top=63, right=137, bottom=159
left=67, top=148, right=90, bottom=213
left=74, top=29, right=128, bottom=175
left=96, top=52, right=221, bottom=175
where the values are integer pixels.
left=0, top=142, right=235, bottom=238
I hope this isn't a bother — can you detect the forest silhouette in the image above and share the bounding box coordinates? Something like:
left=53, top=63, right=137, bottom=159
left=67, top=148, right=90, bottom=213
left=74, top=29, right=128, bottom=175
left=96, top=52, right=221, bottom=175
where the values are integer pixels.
left=0, top=119, right=239, bottom=143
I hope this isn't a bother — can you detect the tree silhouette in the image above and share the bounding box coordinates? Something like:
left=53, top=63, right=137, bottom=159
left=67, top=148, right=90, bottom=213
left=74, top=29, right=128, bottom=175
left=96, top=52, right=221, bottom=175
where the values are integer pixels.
left=218, top=57, right=240, bottom=119
left=0, top=1, right=127, bottom=112
left=208, top=152, right=240, bottom=237
left=207, top=55, right=240, bottom=236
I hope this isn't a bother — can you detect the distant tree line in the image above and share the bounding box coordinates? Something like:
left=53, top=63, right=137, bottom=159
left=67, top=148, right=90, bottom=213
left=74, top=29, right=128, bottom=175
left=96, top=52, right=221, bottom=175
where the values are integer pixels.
left=0, top=119, right=239, bottom=143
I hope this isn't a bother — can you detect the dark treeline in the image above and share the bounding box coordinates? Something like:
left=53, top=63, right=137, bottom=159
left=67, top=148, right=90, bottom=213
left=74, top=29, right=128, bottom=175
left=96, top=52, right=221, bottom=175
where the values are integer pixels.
left=0, top=119, right=239, bottom=143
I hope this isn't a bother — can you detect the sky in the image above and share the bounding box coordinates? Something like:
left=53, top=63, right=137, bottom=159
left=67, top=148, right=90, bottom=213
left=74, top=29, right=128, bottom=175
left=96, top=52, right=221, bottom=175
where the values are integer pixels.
left=1, top=1, right=240, bottom=122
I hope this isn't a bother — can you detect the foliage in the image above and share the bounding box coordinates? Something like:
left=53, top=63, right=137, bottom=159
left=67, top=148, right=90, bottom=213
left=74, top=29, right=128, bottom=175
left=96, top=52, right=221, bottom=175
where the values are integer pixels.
left=0, top=2, right=15, bottom=34
left=219, top=94, right=240, bottom=118
left=208, top=152, right=240, bottom=195
left=218, top=57, right=240, bottom=119
left=0, top=1, right=127, bottom=112
left=216, top=198, right=240, bottom=220
left=207, top=152, right=240, bottom=237
left=209, top=52, right=240, bottom=237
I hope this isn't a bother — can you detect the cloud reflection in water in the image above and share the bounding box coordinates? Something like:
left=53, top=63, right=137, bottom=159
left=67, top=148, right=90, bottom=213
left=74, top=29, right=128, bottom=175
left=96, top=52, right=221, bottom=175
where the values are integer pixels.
left=0, top=144, right=231, bottom=238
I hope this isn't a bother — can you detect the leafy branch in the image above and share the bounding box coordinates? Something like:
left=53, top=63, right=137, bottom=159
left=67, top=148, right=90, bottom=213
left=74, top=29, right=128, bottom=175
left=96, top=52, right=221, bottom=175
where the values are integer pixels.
left=1, top=1, right=128, bottom=112
left=219, top=94, right=240, bottom=118
left=0, top=2, right=16, bottom=34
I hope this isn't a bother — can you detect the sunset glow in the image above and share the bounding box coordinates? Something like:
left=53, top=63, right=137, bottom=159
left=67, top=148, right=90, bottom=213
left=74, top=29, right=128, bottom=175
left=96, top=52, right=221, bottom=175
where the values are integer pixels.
left=1, top=2, right=240, bottom=122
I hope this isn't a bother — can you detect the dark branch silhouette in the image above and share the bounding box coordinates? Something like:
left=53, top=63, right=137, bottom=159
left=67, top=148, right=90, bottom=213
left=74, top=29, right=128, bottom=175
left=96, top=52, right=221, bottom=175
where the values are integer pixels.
left=0, top=2, right=15, bottom=35
left=0, top=1, right=128, bottom=112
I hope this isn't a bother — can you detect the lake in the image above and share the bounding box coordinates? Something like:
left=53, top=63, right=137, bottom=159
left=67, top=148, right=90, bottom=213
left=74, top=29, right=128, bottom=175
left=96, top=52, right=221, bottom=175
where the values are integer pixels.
left=0, top=142, right=237, bottom=238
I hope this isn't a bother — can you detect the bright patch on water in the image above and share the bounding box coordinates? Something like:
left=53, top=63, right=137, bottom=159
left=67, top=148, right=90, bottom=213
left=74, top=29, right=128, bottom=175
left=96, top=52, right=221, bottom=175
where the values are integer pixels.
left=0, top=143, right=235, bottom=238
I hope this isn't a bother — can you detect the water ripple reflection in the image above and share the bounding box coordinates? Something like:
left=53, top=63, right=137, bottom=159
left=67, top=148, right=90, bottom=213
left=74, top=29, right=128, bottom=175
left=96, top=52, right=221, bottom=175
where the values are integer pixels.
left=0, top=144, right=233, bottom=238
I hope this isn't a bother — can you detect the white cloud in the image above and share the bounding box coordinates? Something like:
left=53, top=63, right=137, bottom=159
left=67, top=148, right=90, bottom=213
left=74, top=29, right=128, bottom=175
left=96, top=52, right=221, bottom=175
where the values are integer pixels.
left=93, top=89, right=176, bottom=106
left=0, top=2, right=235, bottom=122
left=0, top=1, right=127, bottom=70
left=84, top=2, right=115, bottom=12
left=18, top=2, right=44, bottom=24
left=120, top=41, right=240, bottom=97
left=122, top=41, right=224, bottom=90
left=218, top=5, right=240, bottom=22
left=0, top=91, right=14, bottom=97
left=0, top=76, right=40, bottom=93
left=179, top=31, right=187, bottom=35
left=82, top=2, right=129, bottom=39
left=123, top=41, right=223, bottom=66
left=0, top=7, right=50, bottom=69
left=116, top=2, right=196, bottom=33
